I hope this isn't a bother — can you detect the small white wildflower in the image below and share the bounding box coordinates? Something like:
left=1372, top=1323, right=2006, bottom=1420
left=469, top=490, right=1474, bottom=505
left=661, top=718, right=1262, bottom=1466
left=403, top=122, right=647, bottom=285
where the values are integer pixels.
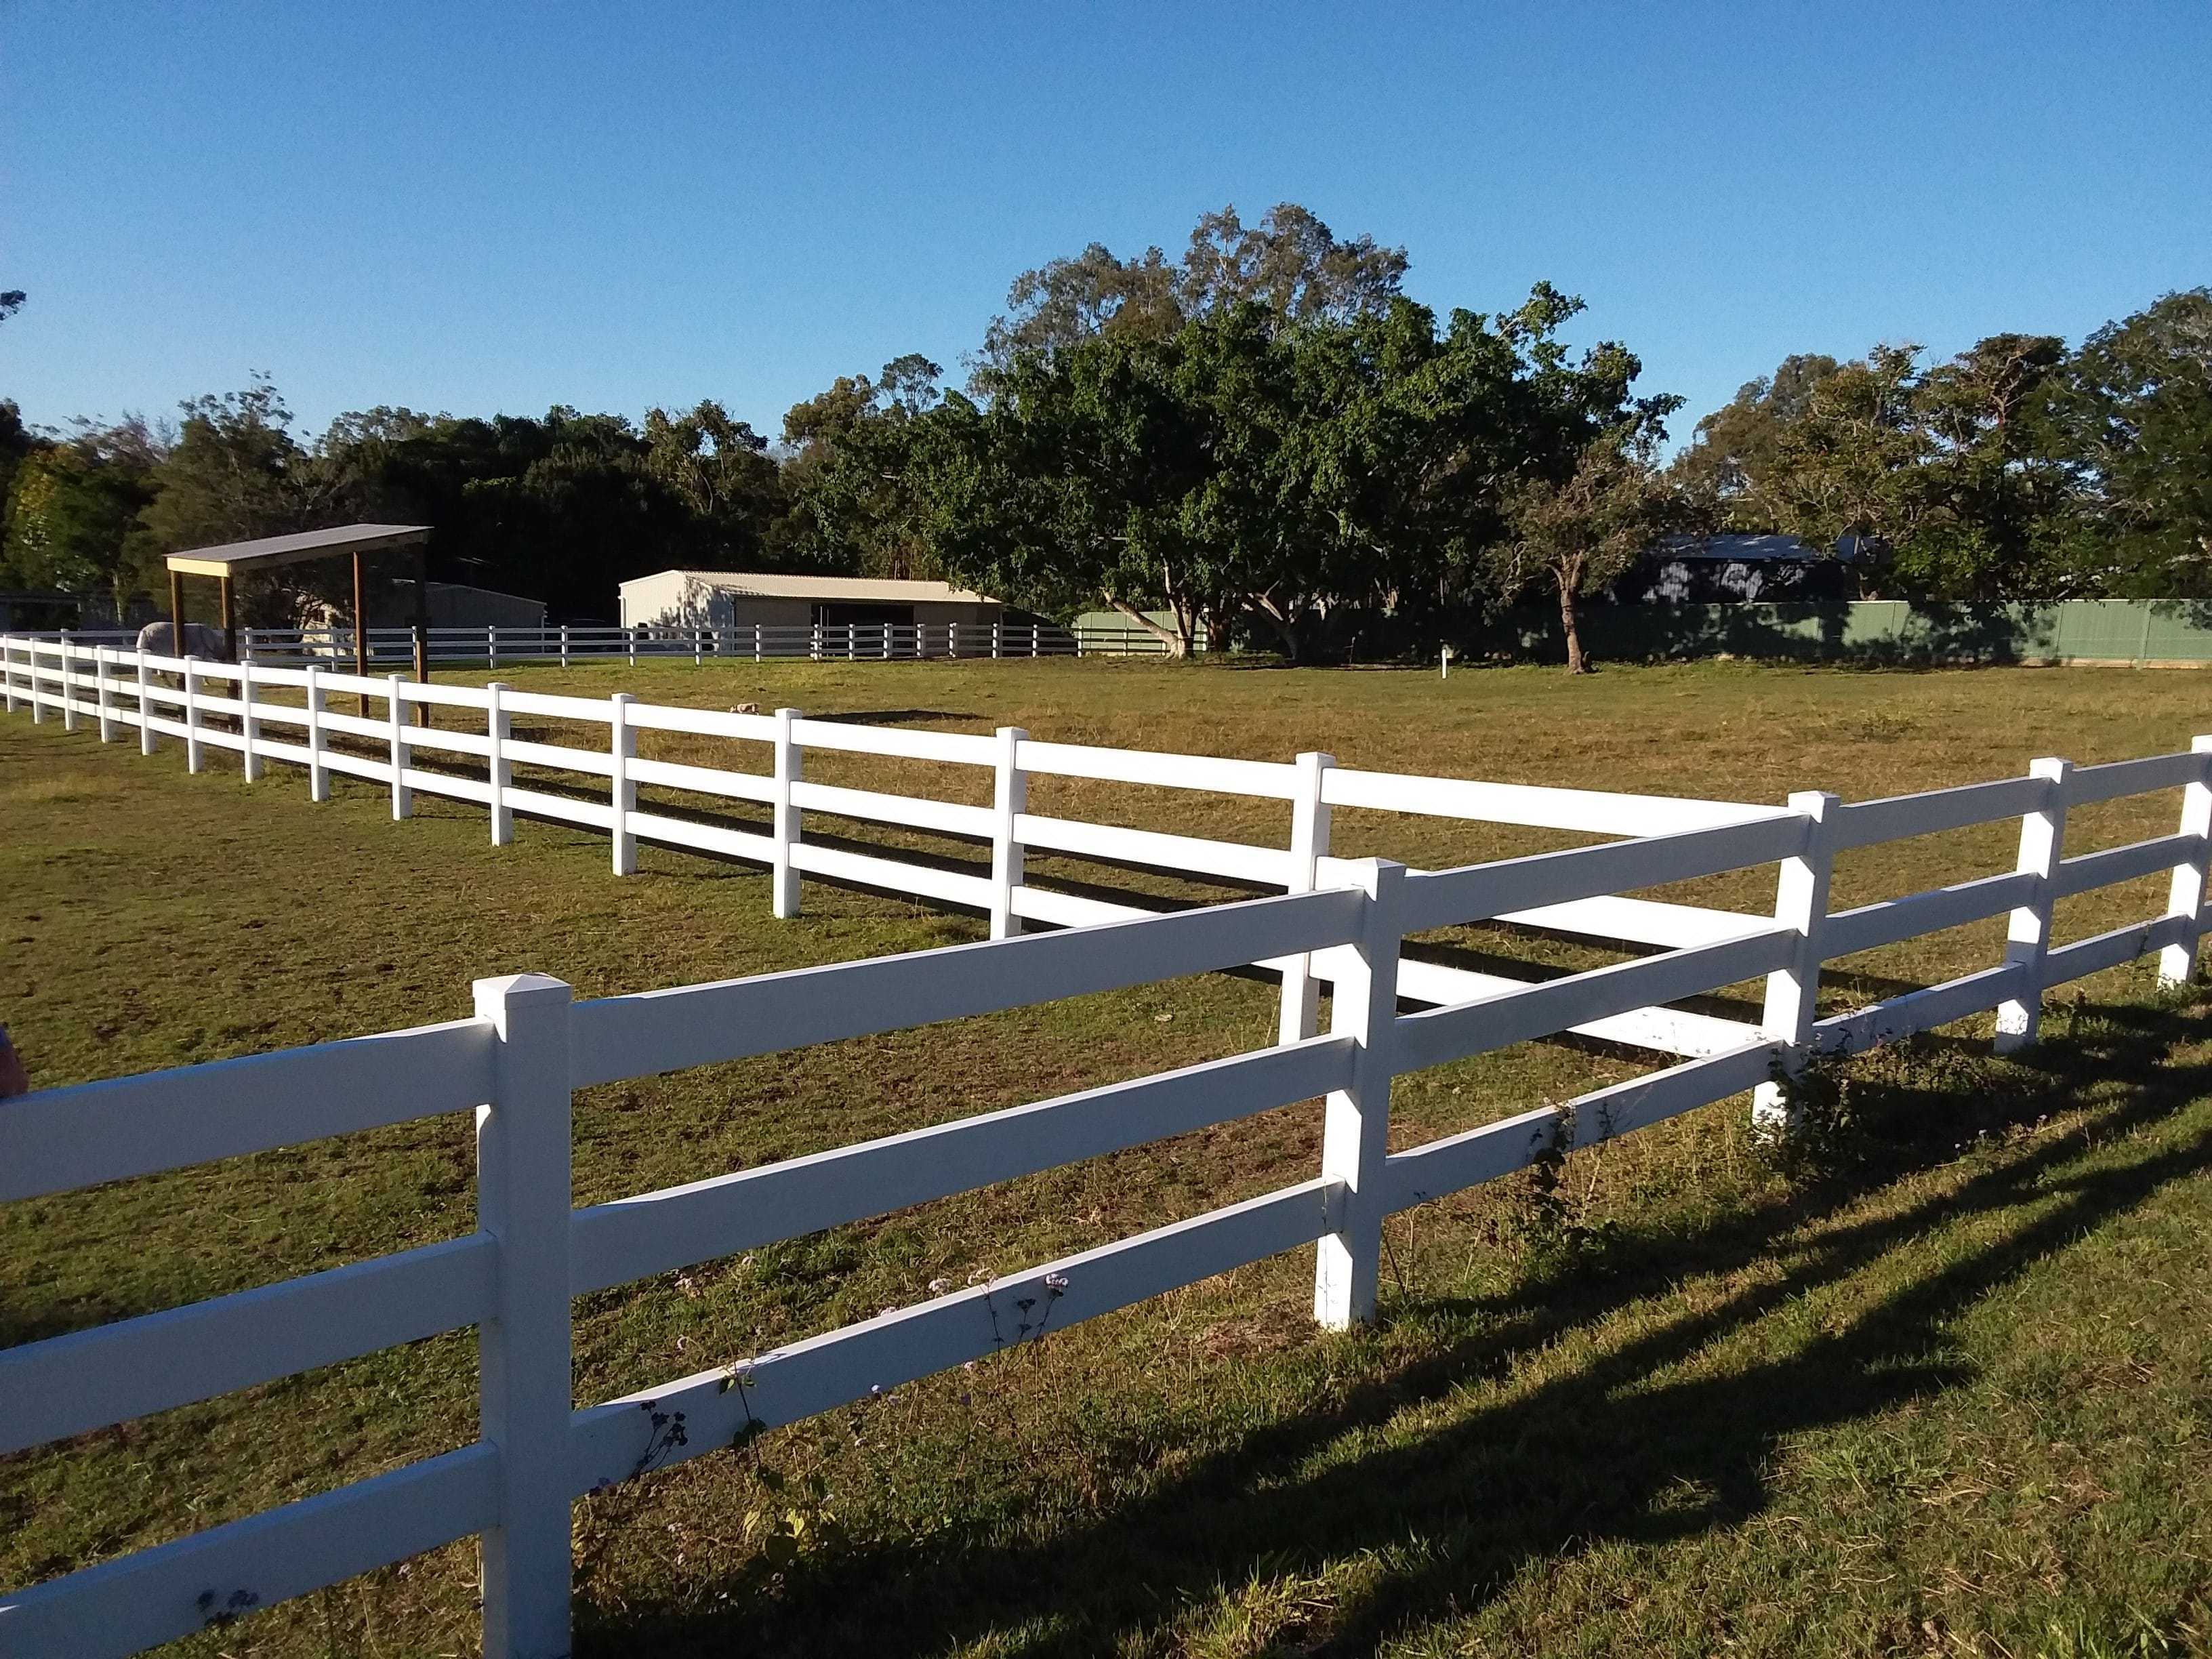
left=1044, top=1271, right=1070, bottom=1291
left=928, top=1277, right=954, bottom=1294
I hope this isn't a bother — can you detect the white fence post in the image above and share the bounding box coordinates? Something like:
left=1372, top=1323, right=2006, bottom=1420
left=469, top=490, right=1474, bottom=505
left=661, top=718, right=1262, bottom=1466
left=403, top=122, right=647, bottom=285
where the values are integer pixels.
left=305, top=663, right=330, bottom=802
left=470, top=971, right=576, bottom=1659
left=388, top=674, right=413, bottom=819
left=239, top=659, right=262, bottom=781
left=1029, top=625, right=1040, bottom=658
left=1314, top=858, right=1406, bottom=1331
left=772, top=706, right=802, bottom=918
left=754, top=623, right=763, bottom=663
left=182, top=657, right=203, bottom=772
left=2158, top=736, right=2212, bottom=985
left=610, top=692, right=637, bottom=876
left=136, top=651, right=155, bottom=754
left=627, top=628, right=638, bottom=669
left=239, top=626, right=255, bottom=664
left=559, top=624, right=571, bottom=670
left=27, top=639, right=42, bottom=723
left=991, top=621, right=1002, bottom=659
left=59, top=633, right=77, bottom=732
left=488, top=681, right=514, bottom=846
left=990, top=726, right=1027, bottom=939
left=94, top=646, right=114, bottom=741
left=1753, top=792, right=1841, bottom=1134
left=1996, top=757, right=2073, bottom=1053
left=1277, top=752, right=1337, bottom=1044
left=693, top=626, right=703, bottom=667
left=1, top=636, right=15, bottom=715
left=487, top=625, right=499, bottom=672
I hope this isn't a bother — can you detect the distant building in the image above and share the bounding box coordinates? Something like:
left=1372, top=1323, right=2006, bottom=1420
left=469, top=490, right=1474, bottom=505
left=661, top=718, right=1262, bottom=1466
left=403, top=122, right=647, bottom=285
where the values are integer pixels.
left=1622, top=535, right=1862, bottom=604
left=382, top=580, right=547, bottom=630
left=617, top=571, right=1003, bottom=632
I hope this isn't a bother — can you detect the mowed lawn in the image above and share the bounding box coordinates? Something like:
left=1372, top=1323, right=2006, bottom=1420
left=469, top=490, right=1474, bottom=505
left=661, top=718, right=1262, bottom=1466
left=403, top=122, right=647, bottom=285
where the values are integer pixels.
left=4, top=657, right=2211, bottom=1658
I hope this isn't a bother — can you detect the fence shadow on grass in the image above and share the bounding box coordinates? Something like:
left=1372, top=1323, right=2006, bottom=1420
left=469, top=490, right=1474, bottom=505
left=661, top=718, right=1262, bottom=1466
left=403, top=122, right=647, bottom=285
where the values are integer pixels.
left=578, top=995, right=2212, bottom=1657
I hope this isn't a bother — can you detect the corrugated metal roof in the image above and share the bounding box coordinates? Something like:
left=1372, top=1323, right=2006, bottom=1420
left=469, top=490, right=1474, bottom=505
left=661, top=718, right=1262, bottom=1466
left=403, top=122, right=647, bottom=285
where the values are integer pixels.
left=621, top=569, right=999, bottom=604
left=1654, top=534, right=1862, bottom=563
left=164, top=523, right=430, bottom=575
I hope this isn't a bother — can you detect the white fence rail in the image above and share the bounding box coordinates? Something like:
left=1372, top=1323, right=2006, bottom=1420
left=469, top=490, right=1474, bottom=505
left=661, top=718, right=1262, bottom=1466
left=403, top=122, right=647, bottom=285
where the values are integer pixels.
left=0, top=631, right=1794, bottom=1060
left=9, top=620, right=1088, bottom=665
left=7, top=631, right=2212, bottom=1655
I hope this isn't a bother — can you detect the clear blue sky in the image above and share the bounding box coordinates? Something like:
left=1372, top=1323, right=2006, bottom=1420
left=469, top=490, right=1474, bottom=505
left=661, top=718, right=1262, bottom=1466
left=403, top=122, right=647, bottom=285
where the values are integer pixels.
left=4, top=2, right=2207, bottom=451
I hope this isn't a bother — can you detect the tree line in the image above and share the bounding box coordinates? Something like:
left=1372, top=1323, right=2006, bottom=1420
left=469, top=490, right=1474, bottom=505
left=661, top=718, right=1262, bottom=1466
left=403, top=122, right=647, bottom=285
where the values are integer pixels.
left=3, top=205, right=2207, bottom=670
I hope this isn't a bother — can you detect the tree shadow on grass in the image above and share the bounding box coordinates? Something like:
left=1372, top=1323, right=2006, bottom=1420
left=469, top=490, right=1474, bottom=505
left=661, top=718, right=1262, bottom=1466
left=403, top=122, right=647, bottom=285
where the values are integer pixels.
left=578, top=999, right=2212, bottom=1656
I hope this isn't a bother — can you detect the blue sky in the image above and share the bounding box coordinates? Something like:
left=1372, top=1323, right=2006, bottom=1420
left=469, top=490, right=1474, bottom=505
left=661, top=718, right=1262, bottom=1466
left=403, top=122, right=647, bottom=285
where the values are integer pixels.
left=3, top=3, right=2207, bottom=451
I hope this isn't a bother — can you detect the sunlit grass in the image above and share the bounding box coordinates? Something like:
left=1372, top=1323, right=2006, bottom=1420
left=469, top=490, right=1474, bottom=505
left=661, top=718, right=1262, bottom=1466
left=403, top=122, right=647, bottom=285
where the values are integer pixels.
left=3, top=659, right=2209, bottom=1656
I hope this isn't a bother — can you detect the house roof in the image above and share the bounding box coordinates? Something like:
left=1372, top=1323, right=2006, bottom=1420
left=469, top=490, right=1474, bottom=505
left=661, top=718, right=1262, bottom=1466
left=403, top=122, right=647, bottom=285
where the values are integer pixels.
left=163, top=523, right=430, bottom=577
left=622, top=570, right=1000, bottom=605
left=1654, top=534, right=1862, bottom=563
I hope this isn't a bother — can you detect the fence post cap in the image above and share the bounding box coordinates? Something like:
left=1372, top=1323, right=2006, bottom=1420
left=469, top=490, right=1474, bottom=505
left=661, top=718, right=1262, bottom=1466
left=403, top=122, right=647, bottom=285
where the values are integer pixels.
left=471, top=972, right=573, bottom=1016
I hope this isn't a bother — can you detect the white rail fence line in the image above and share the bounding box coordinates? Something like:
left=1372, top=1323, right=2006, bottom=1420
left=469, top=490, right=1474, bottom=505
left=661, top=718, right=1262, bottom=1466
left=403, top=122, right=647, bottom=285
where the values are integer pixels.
left=13, top=621, right=1086, bottom=665
left=0, top=632, right=1797, bottom=1063
left=5, top=712, right=2211, bottom=1652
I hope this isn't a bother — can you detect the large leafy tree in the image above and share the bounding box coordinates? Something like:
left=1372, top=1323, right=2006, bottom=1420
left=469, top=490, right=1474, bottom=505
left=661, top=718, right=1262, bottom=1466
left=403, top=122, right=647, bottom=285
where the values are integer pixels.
left=138, top=378, right=323, bottom=554
left=780, top=356, right=947, bottom=579
left=1, top=419, right=164, bottom=613
left=974, top=202, right=1407, bottom=388
left=916, top=284, right=1664, bottom=660
left=1671, top=338, right=2077, bottom=600
left=1490, top=427, right=1683, bottom=674
left=1672, top=353, right=1841, bottom=520
left=641, top=399, right=785, bottom=561
left=2048, top=289, right=2212, bottom=596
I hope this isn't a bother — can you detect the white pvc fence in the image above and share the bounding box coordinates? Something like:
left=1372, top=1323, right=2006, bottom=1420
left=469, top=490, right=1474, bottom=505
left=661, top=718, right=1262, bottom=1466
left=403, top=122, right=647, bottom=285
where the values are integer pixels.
left=240, top=619, right=1079, bottom=665
left=16, top=620, right=1085, bottom=668
left=6, top=630, right=2212, bottom=1656
left=0, top=632, right=1800, bottom=1060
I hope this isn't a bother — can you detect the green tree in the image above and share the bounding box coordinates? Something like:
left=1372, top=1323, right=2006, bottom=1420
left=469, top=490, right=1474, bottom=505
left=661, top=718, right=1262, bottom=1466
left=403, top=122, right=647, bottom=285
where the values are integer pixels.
left=918, top=284, right=1666, bottom=661
left=138, top=378, right=320, bottom=554
left=1490, top=428, right=1684, bottom=674
left=781, top=356, right=948, bottom=579
left=975, top=202, right=1407, bottom=387
left=642, top=400, right=785, bottom=560
left=2, top=419, right=164, bottom=614
left=1671, top=353, right=1841, bottom=523
left=2049, top=289, right=2212, bottom=596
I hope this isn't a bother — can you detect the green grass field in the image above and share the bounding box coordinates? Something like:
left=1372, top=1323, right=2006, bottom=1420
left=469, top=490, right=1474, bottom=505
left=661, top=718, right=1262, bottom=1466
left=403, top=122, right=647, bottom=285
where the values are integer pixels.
left=5, top=659, right=2211, bottom=1657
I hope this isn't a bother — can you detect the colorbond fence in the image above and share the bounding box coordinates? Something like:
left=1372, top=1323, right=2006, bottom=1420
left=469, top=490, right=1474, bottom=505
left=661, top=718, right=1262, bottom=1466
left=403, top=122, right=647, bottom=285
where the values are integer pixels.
left=5, top=630, right=2212, bottom=1656
left=1468, top=596, right=2212, bottom=668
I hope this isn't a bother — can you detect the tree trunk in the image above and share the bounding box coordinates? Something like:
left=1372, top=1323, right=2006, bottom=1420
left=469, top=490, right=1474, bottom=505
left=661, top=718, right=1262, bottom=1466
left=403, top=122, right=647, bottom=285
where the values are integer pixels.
left=1559, top=573, right=1589, bottom=674
left=1105, top=597, right=1188, bottom=659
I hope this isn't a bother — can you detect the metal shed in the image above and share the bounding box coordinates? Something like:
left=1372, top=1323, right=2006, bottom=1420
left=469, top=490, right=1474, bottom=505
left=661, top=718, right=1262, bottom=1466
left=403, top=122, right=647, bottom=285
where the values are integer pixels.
left=617, top=570, right=1002, bottom=633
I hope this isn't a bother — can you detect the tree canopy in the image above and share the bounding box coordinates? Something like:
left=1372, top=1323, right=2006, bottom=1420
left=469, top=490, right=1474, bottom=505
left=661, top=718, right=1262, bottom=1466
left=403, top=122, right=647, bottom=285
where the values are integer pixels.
left=3, top=213, right=2209, bottom=668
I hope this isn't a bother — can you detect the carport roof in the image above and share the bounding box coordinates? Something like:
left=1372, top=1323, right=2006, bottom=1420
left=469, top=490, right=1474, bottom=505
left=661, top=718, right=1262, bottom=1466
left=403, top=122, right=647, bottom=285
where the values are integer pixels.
left=163, top=523, right=430, bottom=577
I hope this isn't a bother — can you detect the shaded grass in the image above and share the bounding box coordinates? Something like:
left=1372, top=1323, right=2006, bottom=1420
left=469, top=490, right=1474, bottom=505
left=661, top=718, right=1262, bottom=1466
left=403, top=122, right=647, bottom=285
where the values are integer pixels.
left=3, top=659, right=2210, bottom=1656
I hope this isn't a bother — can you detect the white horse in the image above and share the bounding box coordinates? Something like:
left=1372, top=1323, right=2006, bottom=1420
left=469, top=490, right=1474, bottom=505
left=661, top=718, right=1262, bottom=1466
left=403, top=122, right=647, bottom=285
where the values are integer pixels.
left=135, top=620, right=230, bottom=659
